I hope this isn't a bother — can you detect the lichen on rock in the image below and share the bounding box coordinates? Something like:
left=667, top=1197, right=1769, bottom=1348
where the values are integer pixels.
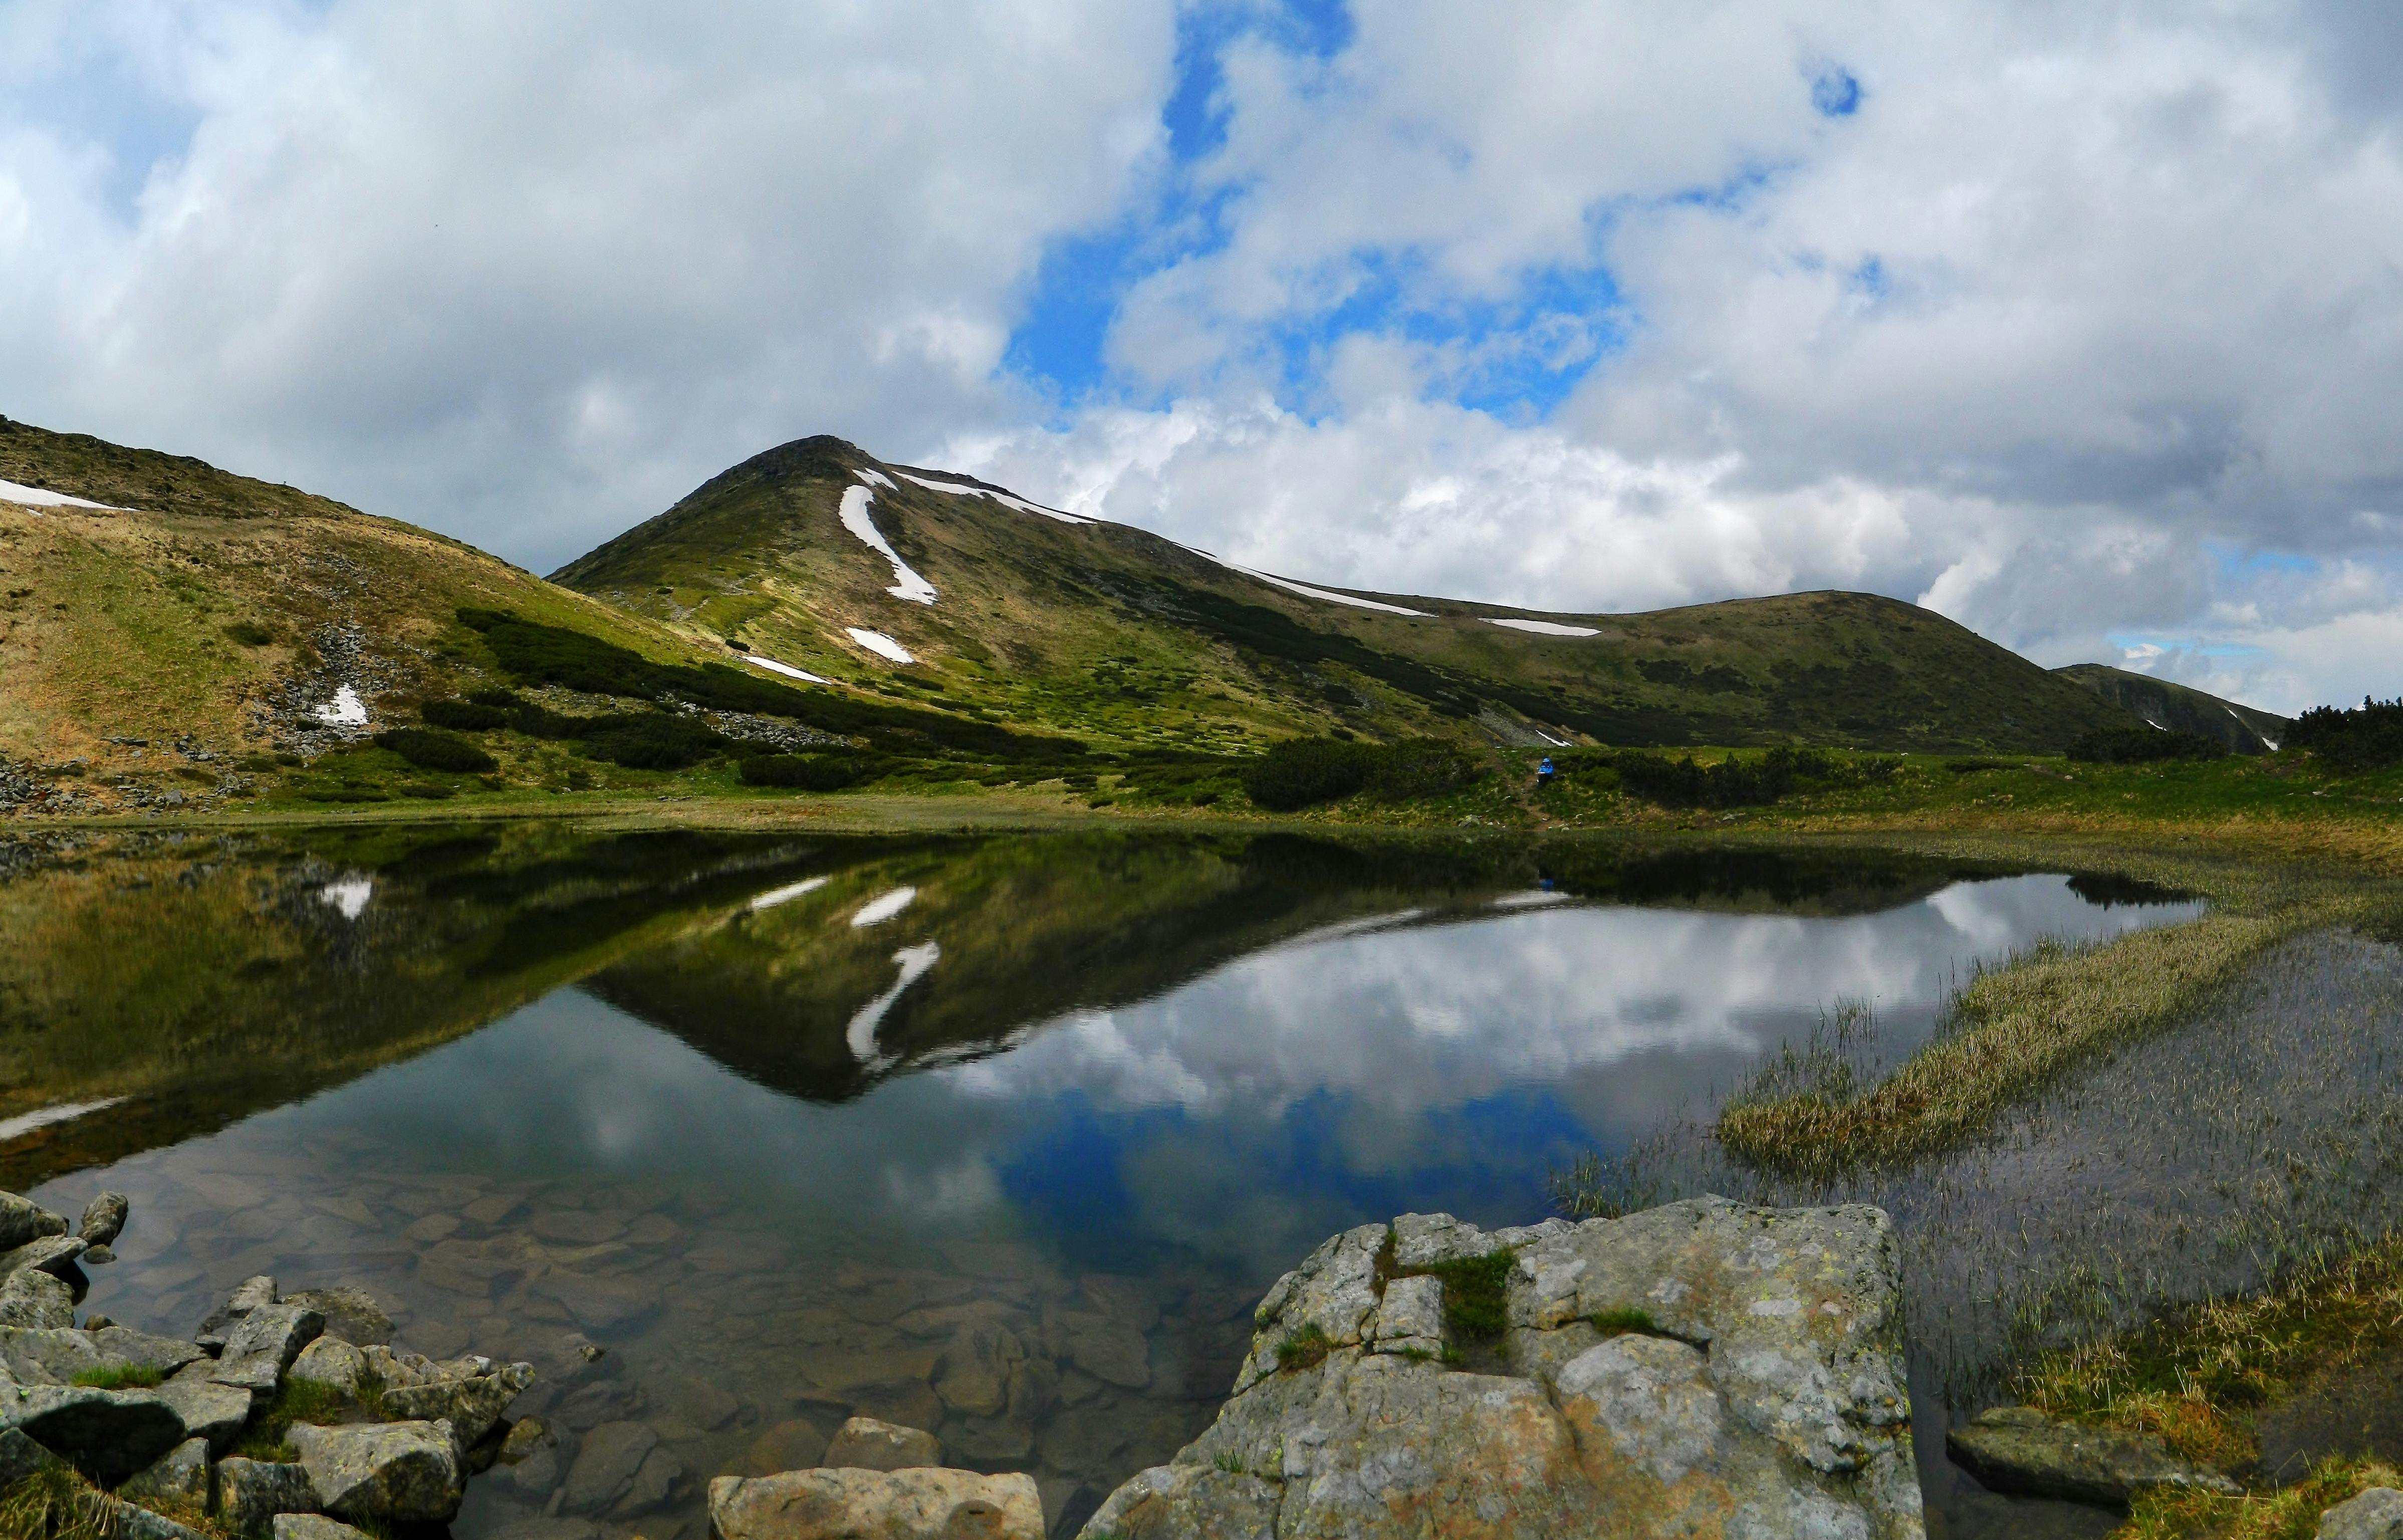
left=1080, top=1196, right=1927, bottom=1539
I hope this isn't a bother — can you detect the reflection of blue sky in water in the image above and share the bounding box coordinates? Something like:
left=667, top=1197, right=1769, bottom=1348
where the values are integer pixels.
left=256, top=874, right=2198, bottom=1285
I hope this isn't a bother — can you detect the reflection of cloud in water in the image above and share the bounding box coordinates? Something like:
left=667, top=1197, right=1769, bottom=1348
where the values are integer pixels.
left=316, top=878, right=373, bottom=920
left=946, top=876, right=2197, bottom=1121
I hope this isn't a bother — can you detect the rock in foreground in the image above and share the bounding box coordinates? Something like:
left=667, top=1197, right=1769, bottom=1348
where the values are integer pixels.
left=2322, top=1486, right=2403, bottom=1540
left=1945, top=1405, right=2239, bottom=1509
left=1081, top=1197, right=1925, bottom=1539
left=710, top=1467, right=1043, bottom=1540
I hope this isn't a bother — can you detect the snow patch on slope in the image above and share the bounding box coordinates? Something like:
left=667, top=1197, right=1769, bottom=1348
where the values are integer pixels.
left=1489, top=617, right=1601, bottom=637
left=899, top=472, right=1092, bottom=526
left=0, top=478, right=126, bottom=511
left=744, top=654, right=830, bottom=685
left=855, top=466, right=897, bottom=490
left=847, top=627, right=916, bottom=664
left=1213, top=559, right=1429, bottom=617
left=840, top=481, right=937, bottom=604
left=313, top=685, right=369, bottom=725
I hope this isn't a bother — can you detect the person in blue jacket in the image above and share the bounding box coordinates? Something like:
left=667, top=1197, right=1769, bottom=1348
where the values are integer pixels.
left=1537, top=756, right=1556, bottom=787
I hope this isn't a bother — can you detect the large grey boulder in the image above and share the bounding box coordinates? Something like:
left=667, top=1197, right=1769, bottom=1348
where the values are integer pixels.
left=158, top=1360, right=255, bottom=1454
left=0, top=1424, right=61, bottom=1485
left=1082, top=1198, right=1927, bottom=1540
left=78, top=1193, right=129, bottom=1247
left=0, top=1235, right=87, bottom=1280
left=215, top=1457, right=322, bottom=1539
left=0, top=1270, right=71, bottom=1329
left=0, top=1193, right=67, bottom=1252
left=2323, top=1487, right=2403, bottom=1540
left=106, top=1497, right=215, bottom=1540
left=119, top=1437, right=212, bottom=1513
left=211, top=1302, right=325, bottom=1400
left=0, top=1325, right=114, bottom=1383
left=288, top=1418, right=466, bottom=1523
left=197, top=1275, right=279, bottom=1351
left=0, top=1384, right=189, bottom=1483
left=709, top=1467, right=1044, bottom=1540
left=90, top=1327, right=211, bottom=1378
left=1947, top=1405, right=2239, bottom=1508
left=823, top=1415, right=943, bottom=1471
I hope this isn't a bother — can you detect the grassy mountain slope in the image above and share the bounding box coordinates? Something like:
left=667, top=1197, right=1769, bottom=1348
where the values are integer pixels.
left=2055, top=663, right=2291, bottom=754
left=556, top=435, right=2141, bottom=754
left=0, top=415, right=710, bottom=769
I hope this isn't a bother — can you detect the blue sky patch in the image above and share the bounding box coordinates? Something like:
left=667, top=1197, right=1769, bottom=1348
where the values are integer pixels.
left=1812, top=65, right=1863, bottom=118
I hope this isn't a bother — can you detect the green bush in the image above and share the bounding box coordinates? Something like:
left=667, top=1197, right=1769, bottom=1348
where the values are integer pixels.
left=372, top=728, right=497, bottom=774
left=578, top=714, right=727, bottom=769
left=1612, top=746, right=1886, bottom=809
left=739, top=753, right=877, bottom=790
left=421, top=698, right=510, bottom=730
left=1241, top=736, right=1484, bottom=811
left=2287, top=697, right=2403, bottom=771
left=2064, top=726, right=2228, bottom=764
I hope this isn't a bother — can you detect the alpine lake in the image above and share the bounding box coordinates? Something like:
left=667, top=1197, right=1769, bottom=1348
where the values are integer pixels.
left=18, top=821, right=2392, bottom=1539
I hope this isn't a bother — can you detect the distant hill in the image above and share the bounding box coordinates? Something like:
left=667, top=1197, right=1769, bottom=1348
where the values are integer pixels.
left=2054, top=664, right=2289, bottom=754
left=0, top=415, right=711, bottom=769
left=555, top=435, right=2140, bottom=753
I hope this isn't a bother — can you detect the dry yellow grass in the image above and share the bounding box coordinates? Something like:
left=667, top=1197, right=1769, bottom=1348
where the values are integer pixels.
left=1716, top=908, right=2311, bottom=1173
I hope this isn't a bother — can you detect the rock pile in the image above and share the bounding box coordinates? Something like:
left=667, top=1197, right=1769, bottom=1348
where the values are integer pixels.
left=0, top=1184, right=535, bottom=1540
left=1081, top=1197, right=1927, bottom=1539
left=710, top=1415, right=1042, bottom=1540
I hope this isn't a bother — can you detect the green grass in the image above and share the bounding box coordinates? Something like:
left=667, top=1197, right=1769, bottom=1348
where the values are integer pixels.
left=1590, top=1307, right=1666, bottom=1339
left=1275, top=1323, right=1335, bottom=1374
left=1386, top=1249, right=1517, bottom=1342
left=67, top=1363, right=163, bottom=1390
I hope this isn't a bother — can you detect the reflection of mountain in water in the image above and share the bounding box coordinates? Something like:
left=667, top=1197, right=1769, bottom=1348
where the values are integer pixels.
left=0, top=822, right=2106, bottom=1185
left=584, top=838, right=2055, bottom=1105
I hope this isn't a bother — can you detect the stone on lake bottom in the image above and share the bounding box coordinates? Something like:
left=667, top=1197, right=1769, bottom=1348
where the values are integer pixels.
left=214, top=1457, right=323, bottom=1539
left=745, top=1418, right=830, bottom=1475
left=823, top=1415, right=943, bottom=1471
left=273, top=1516, right=375, bottom=1540
left=710, top=1467, right=1044, bottom=1540
left=288, top=1418, right=466, bottom=1523
left=2322, top=1487, right=2403, bottom=1540
left=561, top=1419, right=664, bottom=1514
left=1947, top=1405, right=2240, bottom=1508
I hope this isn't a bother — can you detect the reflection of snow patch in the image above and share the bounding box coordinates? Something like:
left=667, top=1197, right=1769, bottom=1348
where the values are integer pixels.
left=0, top=1097, right=128, bottom=1144
left=838, top=485, right=936, bottom=604
left=846, top=628, right=916, bottom=664
left=313, top=685, right=368, bottom=726
left=855, top=467, right=896, bottom=491
left=850, top=886, right=918, bottom=927
left=848, top=941, right=942, bottom=1064
left=898, top=471, right=1093, bottom=526
left=744, top=654, right=830, bottom=685
left=748, top=876, right=829, bottom=912
left=1489, top=618, right=1601, bottom=637
left=318, top=877, right=374, bottom=919
left=0, top=478, right=124, bottom=511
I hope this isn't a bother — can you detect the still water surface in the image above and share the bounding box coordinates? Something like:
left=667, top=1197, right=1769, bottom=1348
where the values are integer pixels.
left=2, top=828, right=2203, bottom=1538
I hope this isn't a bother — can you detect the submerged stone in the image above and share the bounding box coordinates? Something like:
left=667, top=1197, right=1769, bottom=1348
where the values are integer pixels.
left=710, top=1467, right=1043, bottom=1540
left=1947, top=1405, right=2239, bottom=1509
left=823, top=1415, right=942, bottom=1471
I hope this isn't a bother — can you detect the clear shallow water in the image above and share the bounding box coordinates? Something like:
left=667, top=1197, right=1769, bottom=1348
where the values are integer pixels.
left=0, top=829, right=2202, bottom=1538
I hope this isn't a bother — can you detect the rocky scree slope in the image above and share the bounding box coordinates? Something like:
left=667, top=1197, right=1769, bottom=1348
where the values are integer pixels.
left=1081, top=1196, right=1925, bottom=1539
left=555, top=435, right=2146, bottom=755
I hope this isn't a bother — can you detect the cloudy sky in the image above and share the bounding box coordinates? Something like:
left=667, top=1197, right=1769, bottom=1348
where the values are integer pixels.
left=4, top=1, right=2399, bottom=712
